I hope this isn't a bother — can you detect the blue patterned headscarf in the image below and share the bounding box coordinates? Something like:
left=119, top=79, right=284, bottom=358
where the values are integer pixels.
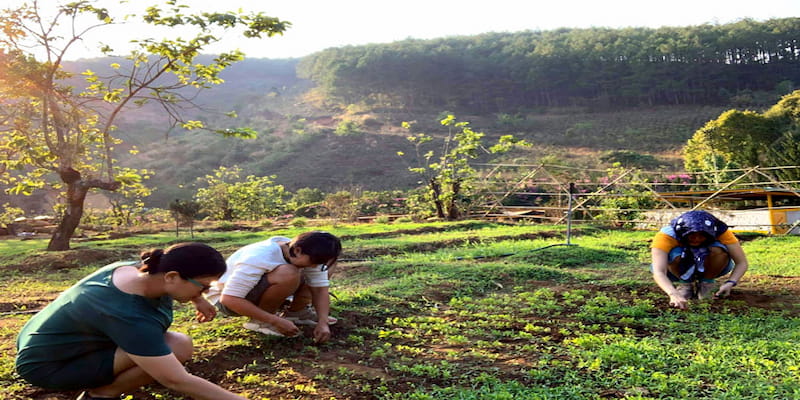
left=670, top=210, right=729, bottom=279
left=670, top=210, right=728, bottom=247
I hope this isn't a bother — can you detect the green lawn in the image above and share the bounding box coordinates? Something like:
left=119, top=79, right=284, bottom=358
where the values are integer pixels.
left=1, top=221, right=798, bottom=399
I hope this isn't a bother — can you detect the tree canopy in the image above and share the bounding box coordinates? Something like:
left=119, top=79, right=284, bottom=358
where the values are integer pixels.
left=298, top=19, right=800, bottom=112
left=683, top=90, right=800, bottom=175
left=0, top=0, right=289, bottom=250
left=399, top=115, right=528, bottom=219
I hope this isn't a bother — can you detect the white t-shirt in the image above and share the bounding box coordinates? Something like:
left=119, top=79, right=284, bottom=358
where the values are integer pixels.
left=205, top=236, right=329, bottom=304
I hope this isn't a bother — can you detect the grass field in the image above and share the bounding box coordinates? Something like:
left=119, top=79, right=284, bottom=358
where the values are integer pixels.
left=1, top=221, right=798, bottom=399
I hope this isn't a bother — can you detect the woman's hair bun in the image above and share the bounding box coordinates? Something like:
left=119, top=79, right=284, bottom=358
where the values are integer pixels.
left=138, top=243, right=226, bottom=277
left=139, top=248, right=164, bottom=273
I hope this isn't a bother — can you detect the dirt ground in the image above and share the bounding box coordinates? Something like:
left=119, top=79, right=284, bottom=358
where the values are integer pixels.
left=5, top=229, right=800, bottom=400
left=13, top=280, right=799, bottom=400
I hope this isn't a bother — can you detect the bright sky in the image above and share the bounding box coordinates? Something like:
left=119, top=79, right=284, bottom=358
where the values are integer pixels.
left=2, top=0, right=799, bottom=60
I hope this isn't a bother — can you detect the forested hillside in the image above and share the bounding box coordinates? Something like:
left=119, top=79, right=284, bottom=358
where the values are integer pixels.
left=298, top=18, right=800, bottom=112
left=55, top=19, right=800, bottom=207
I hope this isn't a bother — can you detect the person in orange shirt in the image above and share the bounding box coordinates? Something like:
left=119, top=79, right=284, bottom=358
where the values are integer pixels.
left=651, top=210, right=749, bottom=310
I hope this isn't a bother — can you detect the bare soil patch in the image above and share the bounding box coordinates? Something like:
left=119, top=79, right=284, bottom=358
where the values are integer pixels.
left=5, top=227, right=798, bottom=400
left=10, top=275, right=800, bottom=400
left=4, top=249, right=130, bottom=273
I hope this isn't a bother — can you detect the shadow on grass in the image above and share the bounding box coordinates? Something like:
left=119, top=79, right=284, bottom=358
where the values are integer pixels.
left=513, top=245, right=636, bottom=269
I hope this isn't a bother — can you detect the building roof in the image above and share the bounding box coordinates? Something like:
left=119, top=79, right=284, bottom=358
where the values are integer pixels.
left=656, top=188, right=800, bottom=202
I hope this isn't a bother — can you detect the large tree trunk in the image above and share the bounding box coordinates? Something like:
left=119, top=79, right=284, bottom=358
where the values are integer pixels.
left=48, top=181, right=88, bottom=251
left=429, top=178, right=445, bottom=219
left=47, top=168, right=119, bottom=251
left=446, top=180, right=462, bottom=221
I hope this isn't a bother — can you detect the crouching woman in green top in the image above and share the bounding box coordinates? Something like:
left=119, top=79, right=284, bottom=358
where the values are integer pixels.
left=15, top=242, right=248, bottom=400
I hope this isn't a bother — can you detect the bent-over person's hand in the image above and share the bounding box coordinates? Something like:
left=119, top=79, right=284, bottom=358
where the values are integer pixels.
left=273, top=317, right=301, bottom=337
left=714, top=281, right=736, bottom=299
left=192, top=297, right=217, bottom=322
left=313, top=323, right=331, bottom=344
left=668, top=292, right=689, bottom=310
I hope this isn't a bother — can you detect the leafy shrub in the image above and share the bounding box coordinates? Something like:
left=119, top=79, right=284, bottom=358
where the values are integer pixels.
left=217, top=221, right=237, bottom=230
left=358, top=190, right=408, bottom=216
left=290, top=217, right=308, bottom=227
left=194, top=166, right=287, bottom=221
left=321, top=190, right=360, bottom=223
left=595, top=166, right=656, bottom=226
left=600, top=150, right=661, bottom=169
left=335, top=120, right=362, bottom=136
left=289, top=188, right=325, bottom=210
left=293, top=204, right=322, bottom=218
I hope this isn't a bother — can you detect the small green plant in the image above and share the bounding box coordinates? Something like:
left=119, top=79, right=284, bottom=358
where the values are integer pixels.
left=335, top=120, right=362, bottom=136
left=290, top=217, right=308, bottom=227
left=217, top=221, right=236, bottom=230
left=347, top=334, right=365, bottom=346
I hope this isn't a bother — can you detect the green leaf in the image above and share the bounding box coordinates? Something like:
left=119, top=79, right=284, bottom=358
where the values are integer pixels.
left=182, top=120, right=204, bottom=130
left=214, top=127, right=258, bottom=139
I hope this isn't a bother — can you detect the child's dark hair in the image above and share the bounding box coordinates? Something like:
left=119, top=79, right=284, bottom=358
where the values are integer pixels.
left=289, top=231, right=342, bottom=265
left=139, top=242, right=226, bottom=278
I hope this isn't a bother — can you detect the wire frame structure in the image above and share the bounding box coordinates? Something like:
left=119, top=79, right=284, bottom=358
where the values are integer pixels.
left=473, top=163, right=800, bottom=234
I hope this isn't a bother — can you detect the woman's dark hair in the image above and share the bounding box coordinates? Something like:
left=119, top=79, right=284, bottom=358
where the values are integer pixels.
left=289, top=231, right=342, bottom=265
left=139, top=242, right=226, bottom=278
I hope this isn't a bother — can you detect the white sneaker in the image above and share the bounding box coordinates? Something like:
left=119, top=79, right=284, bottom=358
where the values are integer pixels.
left=283, top=306, right=338, bottom=326
left=243, top=319, right=283, bottom=336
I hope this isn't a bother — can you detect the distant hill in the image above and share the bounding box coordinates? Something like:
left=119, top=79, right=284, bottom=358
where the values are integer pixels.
left=59, top=19, right=800, bottom=207
left=298, top=18, right=800, bottom=112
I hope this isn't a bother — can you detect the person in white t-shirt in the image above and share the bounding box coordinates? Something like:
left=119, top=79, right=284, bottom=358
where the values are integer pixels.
left=205, top=231, right=342, bottom=343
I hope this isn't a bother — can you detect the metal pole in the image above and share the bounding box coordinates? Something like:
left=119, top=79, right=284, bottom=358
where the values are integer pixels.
left=567, top=182, right=574, bottom=245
